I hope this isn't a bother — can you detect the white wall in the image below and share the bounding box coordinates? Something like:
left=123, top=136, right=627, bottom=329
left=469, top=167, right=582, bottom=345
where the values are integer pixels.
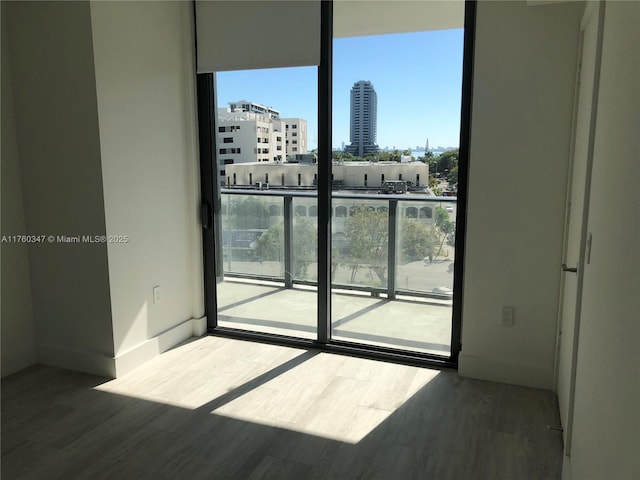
left=5, top=1, right=116, bottom=376
left=1, top=3, right=36, bottom=377
left=2, top=1, right=202, bottom=378
left=459, top=1, right=584, bottom=389
left=568, top=2, right=640, bottom=478
left=90, top=1, right=203, bottom=375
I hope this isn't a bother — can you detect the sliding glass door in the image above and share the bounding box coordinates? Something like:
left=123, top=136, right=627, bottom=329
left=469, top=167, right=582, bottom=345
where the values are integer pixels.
left=330, top=15, right=466, bottom=356
left=210, top=67, right=319, bottom=340
left=196, top=0, right=474, bottom=366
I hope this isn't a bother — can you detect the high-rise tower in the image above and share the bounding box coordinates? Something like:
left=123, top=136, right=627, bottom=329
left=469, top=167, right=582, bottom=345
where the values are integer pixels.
left=345, top=80, right=379, bottom=157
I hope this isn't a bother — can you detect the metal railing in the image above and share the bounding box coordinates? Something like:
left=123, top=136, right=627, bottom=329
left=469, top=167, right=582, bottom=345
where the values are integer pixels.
left=218, top=188, right=457, bottom=301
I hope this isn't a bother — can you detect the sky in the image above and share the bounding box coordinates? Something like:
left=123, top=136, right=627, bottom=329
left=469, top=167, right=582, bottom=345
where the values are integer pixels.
left=216, top=28, right=464, bottom=151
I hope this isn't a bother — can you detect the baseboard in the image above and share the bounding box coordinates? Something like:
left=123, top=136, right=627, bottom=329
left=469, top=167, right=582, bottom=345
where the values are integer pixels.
left=37, top=343, right=116, bottom=378
left=458, top=353, right=554, bottom=390
left=113, top=316, right=207, bottom=377
left=192, top=315, right=207, bottom=336
left=1, top=346, right=36, bottom=378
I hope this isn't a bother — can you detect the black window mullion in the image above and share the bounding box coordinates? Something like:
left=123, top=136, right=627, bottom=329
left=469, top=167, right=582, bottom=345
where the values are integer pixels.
left=451, top=0, right=477, bottom=363
left=317, top=0, right=333, bottom=344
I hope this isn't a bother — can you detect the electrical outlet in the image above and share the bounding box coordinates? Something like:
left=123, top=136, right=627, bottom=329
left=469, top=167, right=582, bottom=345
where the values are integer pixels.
left=153, top=286, right=161, bottom=304
left=501, top=306, right=515, bottom=327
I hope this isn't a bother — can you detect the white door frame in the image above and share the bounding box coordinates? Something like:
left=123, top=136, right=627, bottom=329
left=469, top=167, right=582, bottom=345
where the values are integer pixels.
left=554, top=1, right=606, bottom=456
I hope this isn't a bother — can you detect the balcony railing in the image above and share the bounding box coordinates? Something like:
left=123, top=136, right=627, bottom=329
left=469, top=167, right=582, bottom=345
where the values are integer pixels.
left=218, top=189, right=457, bottom=301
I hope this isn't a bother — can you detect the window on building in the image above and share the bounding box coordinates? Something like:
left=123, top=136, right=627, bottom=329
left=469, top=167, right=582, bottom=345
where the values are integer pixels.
left=364, top=174, right=368, bottom=187
left=223, top=159, right=234, bottom=165
left=218, top=126, right=226, bottom=132
left=292, top=132, right=297, bottom=137
left=219, top=148, right=227, bottom=154
left=281, top=173, right=285, bottom=186
left=233, top=173, right=237, bottom=185
left=419, top=207, right=432, bottom=219
left=293, top=147, right=298, bottom=152
left=249, top=173, right=252, bottom=184
left=292, top=124, right=297, bottom=129
left=298, top=173, right=302, bottom=186
left=295, top=205, right=307, bottom=216
left=399, top=174, right=403, bottom=181
left=265, top=173, right=269, bottom=183
left=223, top=137, right=233, bottom=143
left=406, top=207, right=418, bottom=218
left=220, top=169, right=226, bottom=177
left=381, top=174, right=385, bottom=183
left=416, top=174, right=420, bottom=186
left=269, top=205, right=281, bottom=216
left=336, top=206, right=347, bottom=217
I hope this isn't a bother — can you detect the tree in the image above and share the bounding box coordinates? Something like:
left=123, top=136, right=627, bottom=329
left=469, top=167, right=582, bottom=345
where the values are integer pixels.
left=434, top=206, right=455, bottom=257
left=447, top=165, right=458, bottom=187
left=333, top=152, right=364, bottom=162
left=228, top=196, right=270, bottom=229
left=427, top=148, right=459, bottom=180
left=344, top=206, right=388, bottom=285
left=437, top=149, right=459, bottom=175
left=400, top=219, right=439, bottom=263
left=255, top=215, right=317, bottom=278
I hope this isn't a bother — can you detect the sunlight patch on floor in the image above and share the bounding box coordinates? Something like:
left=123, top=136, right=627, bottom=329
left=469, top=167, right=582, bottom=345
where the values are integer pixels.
left=93, top=336, right=441, bottom=444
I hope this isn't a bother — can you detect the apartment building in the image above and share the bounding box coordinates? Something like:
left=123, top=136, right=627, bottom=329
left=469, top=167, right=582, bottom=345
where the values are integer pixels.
left=281, top=117, right=308, bottom=156
left=345, top=80, right=379, bottom=157
left=216, top=104, right=308, bottom=184
left=217, top=108, right=281, bottom=164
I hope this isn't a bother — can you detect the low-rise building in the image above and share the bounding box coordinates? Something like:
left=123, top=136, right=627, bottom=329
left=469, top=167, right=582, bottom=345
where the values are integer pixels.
left=224, top=160, right=429, bottom=190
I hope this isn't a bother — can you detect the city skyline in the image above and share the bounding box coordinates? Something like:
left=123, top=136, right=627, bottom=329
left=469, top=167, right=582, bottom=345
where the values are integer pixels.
left=216, top=28, right=464, bottom=151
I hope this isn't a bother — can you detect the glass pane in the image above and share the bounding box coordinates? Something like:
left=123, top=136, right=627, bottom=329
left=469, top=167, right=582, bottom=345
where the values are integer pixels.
left=397, top=200, right=456, bottom=298
left=222, top=194, right=283, bottom=277
left=331, top=198, right=389, bottom=290
left=331, top=8, right=464, bottom=356
left=214, top=67, right=317, bottom=340
left=292, top=197, right=318, bottom=283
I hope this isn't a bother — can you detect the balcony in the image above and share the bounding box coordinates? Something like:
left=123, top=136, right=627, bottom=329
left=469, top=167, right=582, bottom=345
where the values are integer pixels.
left=215, top=189, right=457, bottom=357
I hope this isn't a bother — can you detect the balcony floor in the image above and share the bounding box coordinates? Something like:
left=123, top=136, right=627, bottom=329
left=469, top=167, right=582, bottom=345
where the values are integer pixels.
left=217, top=279, right=452, bottom=356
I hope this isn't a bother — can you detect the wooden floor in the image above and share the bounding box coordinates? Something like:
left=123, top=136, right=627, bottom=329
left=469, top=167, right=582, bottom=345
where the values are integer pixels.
left=1, top=336, right=563, bottom=480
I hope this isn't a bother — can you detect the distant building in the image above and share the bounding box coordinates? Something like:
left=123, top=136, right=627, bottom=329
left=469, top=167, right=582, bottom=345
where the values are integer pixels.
left=228, top=100, right=280, bottom=119
left=224, top=160, right=428, bottom=190
left=222, top=161, right=435, bottom=237
left=280, top=117, right=308, bottom=158
left=216, top=102, right=307, bottom=185
left=345, top=80, right=379, bottom=157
